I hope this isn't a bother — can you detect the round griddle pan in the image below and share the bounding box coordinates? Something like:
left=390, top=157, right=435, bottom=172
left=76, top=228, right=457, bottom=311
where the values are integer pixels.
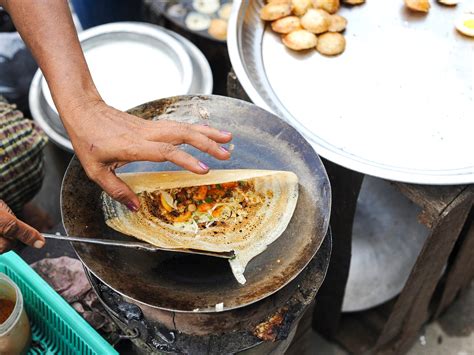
left=61, top=95, right=331, bottom=312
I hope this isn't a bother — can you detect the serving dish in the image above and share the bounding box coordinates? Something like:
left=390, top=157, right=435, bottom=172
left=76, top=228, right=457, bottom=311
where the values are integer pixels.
left=228, top=0, right=474, bottom=184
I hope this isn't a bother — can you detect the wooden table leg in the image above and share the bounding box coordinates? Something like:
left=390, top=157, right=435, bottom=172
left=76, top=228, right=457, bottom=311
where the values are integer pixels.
left=312, top=159, right=363, bottom=337
left=433, top=208, right=474, bottom=319
left=375, top=187, right=474, bottom=354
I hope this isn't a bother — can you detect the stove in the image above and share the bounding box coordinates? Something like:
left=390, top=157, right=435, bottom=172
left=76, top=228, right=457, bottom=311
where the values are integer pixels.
left=86, top=233, right=331, bottom=354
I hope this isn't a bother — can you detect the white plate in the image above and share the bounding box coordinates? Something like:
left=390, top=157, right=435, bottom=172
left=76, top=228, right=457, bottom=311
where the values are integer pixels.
left=228, top=0, right=474, bottom=184
left=42, top=22, right=193, bottom=114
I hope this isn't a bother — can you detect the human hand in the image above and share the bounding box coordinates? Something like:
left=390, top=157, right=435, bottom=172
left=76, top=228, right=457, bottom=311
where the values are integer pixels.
left=64, top=100, right=233, bottom=211
left=0, top=200, right=45, bottom=254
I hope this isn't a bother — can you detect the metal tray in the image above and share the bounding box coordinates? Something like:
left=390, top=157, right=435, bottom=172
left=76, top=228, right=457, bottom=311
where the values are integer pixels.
left=228, top=0, right=474, bottom=185
left=29, top=22, right=212, bottom=152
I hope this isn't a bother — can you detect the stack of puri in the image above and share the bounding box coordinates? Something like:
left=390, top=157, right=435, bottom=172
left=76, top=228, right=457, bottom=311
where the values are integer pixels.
left=185, top=0, right=233, bottom=41
left=260, top=0, right=365, bottom=56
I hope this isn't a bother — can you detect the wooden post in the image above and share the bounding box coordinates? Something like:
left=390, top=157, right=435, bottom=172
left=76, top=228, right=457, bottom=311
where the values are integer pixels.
left=375, top=186, right=474, bottom=354
left=433, top=209, right=474, bottom=319
left=312, top=159, right=363, bottom=337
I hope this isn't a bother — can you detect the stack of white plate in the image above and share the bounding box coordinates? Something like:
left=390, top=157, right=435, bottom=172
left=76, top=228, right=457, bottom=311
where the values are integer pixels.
left=29, top=22, right=213, bottom=152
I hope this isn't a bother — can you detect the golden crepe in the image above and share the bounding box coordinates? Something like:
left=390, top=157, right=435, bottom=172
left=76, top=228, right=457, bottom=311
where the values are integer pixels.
left=102, top=170, right=299, bottom=284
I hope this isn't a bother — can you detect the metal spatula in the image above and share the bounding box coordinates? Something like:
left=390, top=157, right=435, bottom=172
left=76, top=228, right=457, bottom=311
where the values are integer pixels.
left=42, top=233, right=234, bottom=259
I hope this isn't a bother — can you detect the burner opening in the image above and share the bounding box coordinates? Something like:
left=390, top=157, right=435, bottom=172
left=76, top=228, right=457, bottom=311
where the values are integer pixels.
left=152, top=254, right=234, bottom=286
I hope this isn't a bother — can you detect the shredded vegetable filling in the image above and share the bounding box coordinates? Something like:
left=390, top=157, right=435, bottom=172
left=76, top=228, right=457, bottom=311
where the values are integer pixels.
left=144, top=181, right=264, bottom=231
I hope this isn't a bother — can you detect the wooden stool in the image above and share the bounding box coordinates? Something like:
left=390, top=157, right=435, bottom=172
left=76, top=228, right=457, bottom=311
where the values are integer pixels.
left=312, top=161, right=474, bottom=354
left=227, top=70, right=474, bottom=354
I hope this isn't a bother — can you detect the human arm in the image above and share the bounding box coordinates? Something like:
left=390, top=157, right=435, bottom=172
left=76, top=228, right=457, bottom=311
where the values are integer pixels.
left=0, top=0, right=232, bottom=210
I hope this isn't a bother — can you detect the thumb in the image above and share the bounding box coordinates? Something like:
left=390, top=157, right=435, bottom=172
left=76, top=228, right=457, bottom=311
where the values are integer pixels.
left=0, top=210, right=45, bottom=248
left=94, top=169, right=140, bottom=212
left=12, top=218, right=45, bottom=248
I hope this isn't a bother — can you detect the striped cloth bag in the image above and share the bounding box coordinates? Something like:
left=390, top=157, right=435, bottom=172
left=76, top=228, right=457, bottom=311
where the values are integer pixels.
left=0, top=96, right=47, bottom=214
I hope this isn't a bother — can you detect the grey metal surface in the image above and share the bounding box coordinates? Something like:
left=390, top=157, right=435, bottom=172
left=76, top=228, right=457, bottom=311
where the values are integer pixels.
left=42, top=233, right=234, bottom=258
left=29, top=22, right=213, bottom=152
left=61, top=95, right=331, bottom=313
left=228, top=0, right=474, bottom=185
left=342, top=176, right=430, bottom=312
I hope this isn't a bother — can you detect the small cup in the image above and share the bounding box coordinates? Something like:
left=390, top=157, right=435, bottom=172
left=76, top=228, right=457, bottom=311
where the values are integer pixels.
left=0, top=273, right=31, bottom=355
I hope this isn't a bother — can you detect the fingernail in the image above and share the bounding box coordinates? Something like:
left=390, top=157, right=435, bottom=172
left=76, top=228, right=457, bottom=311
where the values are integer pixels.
left=198, top=161, right=209, bottom=171
left=34, top=240, right=45, bottom=249
left=126, top=202, right=139, bottom=212
left=220, top=130, right=232, bottom=136
left=220, top=146, right=229, bottom=153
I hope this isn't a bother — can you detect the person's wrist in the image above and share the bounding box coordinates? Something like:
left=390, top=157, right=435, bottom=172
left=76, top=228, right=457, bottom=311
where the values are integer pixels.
left=57, top=91, right=107, bottom=148
left=54, top=84, right=104, bottom=122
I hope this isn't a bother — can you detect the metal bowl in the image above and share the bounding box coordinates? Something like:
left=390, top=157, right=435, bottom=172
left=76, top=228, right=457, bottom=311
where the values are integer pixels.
left=342, top=177, right=429, bottom=312
left=29, top=22, right=212, bottom=152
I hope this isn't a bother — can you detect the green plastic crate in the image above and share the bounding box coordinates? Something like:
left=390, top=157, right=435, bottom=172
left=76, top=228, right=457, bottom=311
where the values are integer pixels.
left=0, top=251, right=118, bottom=355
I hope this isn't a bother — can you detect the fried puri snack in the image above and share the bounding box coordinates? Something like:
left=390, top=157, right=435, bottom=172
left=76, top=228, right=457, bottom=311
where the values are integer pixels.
left=312, top=0, right=340, bottom=14
left=342, top=0, right=365, bottom=4
left=404, top=0, right=430, bottom=12
left=328, top=14, right=347, bottom=32
left=282, top=29, right=318, bottom=50
left=260, top=2, right=293, bottom=21
left=437, top=0, right=458, bottom=4
left=292, top=0, right=312, bottom=16
left=267, top=0, right=292, bottom=4
left=271, top=16, right=302, bottom=33
left=316, top=32, right=346, bottom=55
left=208, top=18, right=228, bottom=40
left=301, top=8, right=331, bottom=34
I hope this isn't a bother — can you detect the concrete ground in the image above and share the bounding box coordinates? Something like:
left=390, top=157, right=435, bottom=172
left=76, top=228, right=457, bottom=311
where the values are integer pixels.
left=18, top=143, right=474, bottom=354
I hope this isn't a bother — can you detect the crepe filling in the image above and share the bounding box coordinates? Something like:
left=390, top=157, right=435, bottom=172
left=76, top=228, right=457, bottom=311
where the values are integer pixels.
left=142, top=181, right=268, bottom=233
